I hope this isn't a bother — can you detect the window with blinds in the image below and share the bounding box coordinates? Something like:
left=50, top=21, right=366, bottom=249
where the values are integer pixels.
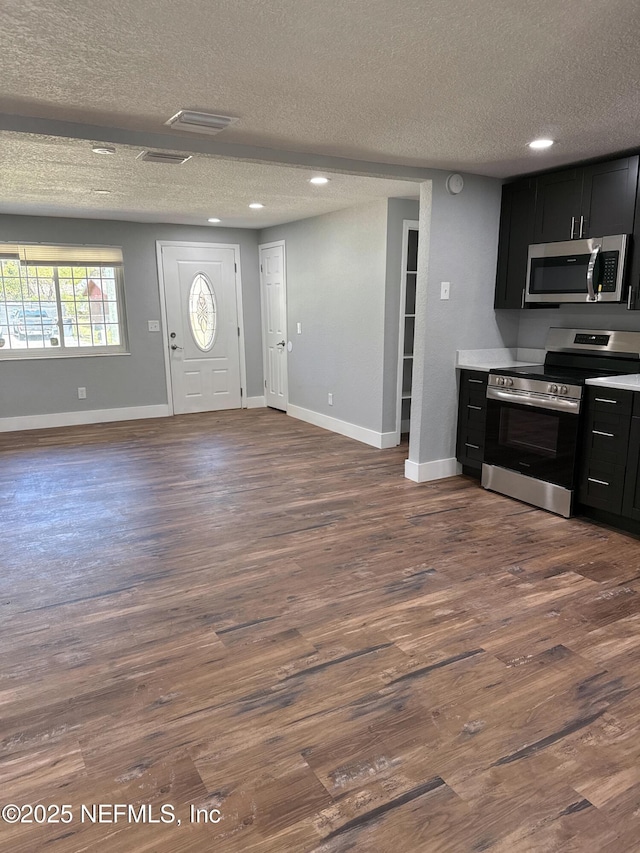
left=0, top=244, right=128, bottom=357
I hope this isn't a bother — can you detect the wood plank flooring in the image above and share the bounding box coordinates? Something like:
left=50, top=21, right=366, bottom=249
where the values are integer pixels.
left=2, top=408, right=640, bottom=851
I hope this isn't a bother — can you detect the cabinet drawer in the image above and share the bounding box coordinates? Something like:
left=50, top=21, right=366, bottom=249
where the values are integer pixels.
left=582, top=411, right=632, bottom=465
left=459, top=432, right=485, bottom=465
left=459, top=400, right=486, bottom=431
left=578, top=461, right=626, bottom=514
left=588, top=387, right=633, bottom=415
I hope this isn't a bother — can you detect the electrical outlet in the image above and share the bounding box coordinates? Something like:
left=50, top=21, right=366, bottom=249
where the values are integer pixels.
left=148, top=320, right=160, bottom=332
left=297, top=322, right=302, bottom=334
left=440, top=281, right=450, bottom=300
left=78, top=387, right=87, bottom=399
left=328, top=392, right=333, bottom=406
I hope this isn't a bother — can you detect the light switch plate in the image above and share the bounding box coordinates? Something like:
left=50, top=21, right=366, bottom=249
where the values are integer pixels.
left=297, top=322, right=302, bottom=334
left=148, top=320, right=160, bottom=332
left=440, top=281, right=450, bottom=300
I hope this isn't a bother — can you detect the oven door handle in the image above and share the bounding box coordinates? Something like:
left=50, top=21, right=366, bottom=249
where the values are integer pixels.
left=586, top=244, right=601, bottom=302
left=486, top=386, right=581, bottom=414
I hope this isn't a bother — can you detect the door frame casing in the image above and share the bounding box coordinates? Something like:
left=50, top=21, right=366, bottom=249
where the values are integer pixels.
left=394, top=220, right=419, bottom=445
left=258, top=239, right=288, bottom=411
left=156, top=240, right=247, bottom=415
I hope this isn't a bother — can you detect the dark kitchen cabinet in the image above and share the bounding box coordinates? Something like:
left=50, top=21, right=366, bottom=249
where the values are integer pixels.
left=494, top=179, right=536, bottom=308
left=621, top=394, right=640, bottom=521
left=533, top=168, right=583, bottom=243
left=582, top=157, right=639, bottom=238
left=577, top=387, right=632, bottom=515
left=456, top=370, right=488, bottom=474
left=533, top=156, right=639, bottom=244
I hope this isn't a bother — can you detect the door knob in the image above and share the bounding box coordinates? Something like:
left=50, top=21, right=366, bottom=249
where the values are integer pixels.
left=171, top=344, right=183, bottom=351
left=276, top=340, right=286, bottom=347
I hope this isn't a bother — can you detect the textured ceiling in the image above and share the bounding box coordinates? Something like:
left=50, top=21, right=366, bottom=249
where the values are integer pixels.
left=0, top=134, right=419, bottom=228
left=1, top=0, right=639, bottom=222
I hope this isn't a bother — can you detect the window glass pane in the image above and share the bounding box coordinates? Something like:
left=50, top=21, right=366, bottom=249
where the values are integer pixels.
left=0, top=249, right=126, bottom=357
left=188, top=273, right=217, bottom=351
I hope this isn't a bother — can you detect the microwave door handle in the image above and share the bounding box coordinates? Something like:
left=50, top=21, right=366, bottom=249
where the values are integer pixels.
left=586, top=244, right=601, bottom=302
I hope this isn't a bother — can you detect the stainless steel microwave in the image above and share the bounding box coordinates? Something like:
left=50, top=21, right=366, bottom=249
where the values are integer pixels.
left=525, top=234, right=628, bottom=304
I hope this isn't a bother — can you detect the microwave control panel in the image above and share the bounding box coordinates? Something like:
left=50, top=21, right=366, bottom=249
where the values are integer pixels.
left=599, top=251, right=619, bottom=293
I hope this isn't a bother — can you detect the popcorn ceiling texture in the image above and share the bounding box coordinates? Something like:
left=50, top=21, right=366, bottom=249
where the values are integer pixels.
left=0, top=0, right=638, bottom=178
left=0, top=133, right=420, bottom=227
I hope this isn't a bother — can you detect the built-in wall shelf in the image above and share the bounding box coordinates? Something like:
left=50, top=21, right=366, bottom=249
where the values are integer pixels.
left=398, top=224, right=418, bottom=436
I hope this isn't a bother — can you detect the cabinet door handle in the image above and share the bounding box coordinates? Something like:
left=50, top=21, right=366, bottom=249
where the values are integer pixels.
left=468, top=379, right=484, bottom=384
left=570, top=216, right=576, bottom=239
left=594, top=398, right=618, bottom=404
left=579, top=215, right=586, bottom=238
left=588, top=477, right=610, bottom=487
left=592, top=430, right=614, bottom=437
left=465, top=443, right=480, bottom=450
left=467, top=404, right=482, bottom=411
left=521, top=287, right=525, bottom=309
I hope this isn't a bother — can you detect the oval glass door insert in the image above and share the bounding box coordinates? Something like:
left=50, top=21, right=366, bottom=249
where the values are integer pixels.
left=188, top=273, right=217, bottom=351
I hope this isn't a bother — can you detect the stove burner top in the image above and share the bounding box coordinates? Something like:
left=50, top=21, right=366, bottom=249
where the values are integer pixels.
left=491, top=364, right=616, bottom=385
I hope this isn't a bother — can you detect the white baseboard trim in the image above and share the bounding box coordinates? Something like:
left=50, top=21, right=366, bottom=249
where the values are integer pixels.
left=405, top=457, right=461, bottom=482
left=246, top=396, right=266, bottom=409
left=0, top=404, right=171, bottom=433
left=287, top=404, right=396, bottom=449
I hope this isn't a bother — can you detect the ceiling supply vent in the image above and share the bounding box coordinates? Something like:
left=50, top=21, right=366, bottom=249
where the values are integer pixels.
left=137, top=151, right=192, bottom=165
left=164, top=110, right=238, bottom=135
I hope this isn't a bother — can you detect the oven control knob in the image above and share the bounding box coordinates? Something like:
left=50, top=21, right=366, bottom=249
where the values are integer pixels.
left=497, top=377, right=505, bottom=386
left=561, top=385, right=568, bottom=395
left=549, top=384, right=558, bottom=394
left=506, top=377, right=514, bottom=387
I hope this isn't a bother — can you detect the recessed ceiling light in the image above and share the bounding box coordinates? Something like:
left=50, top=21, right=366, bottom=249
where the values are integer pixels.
left=93, top=189, right=111, bottom=195
left=528, top=138, right=554, bottom=150
left=249, top=202, right=264, bottom=209
left=165, top=110, right=238, bottom=135
left=309, top=176, right=330, bottom=185
left=91, top=145, right=116, bottom=155
left=208, top=217, right=221, bottom=223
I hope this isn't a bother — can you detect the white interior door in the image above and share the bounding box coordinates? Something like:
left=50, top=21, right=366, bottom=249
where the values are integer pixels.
left=161, top=244, right=242, bottom=414
left=259, top=241, right=288, bottom=411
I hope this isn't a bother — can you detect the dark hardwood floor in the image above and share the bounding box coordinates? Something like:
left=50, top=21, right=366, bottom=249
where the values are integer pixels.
left=2, top=408, right=640, bottom=851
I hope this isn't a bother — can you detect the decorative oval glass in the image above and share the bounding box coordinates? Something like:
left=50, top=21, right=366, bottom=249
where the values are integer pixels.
left=188, top=273, right=217, bottom=351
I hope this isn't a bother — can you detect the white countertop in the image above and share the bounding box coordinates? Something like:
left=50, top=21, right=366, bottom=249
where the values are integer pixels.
left=586, top=374, right=640, bottom=391
left=456, top=347, right=545, bottom=372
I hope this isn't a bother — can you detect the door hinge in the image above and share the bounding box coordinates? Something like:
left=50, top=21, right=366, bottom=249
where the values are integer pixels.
left=265, top=379, right=267, bottom=388
left=240, top=388, right=243, bottom=397
left=234, top=263, right=237, bottom=273
left=237, top=326, right=240, bottom=337
left=260, top=264, right=263, bottom=273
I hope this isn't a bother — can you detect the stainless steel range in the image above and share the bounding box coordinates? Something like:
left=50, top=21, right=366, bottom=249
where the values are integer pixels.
left=482, top=328, right=640, bottom=517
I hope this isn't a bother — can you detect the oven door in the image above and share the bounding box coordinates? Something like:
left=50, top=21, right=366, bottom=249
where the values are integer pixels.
left=484, top=393, right=580, bottom=489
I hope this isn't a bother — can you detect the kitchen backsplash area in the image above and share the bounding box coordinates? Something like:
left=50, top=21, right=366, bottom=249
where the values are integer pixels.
left=516, top=304, right=640, bottom=349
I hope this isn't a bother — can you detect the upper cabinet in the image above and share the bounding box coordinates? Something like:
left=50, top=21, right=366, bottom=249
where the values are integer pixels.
left=494, top=179, right=536, bottom=309
left=534, top=157, right=639, bottom=243
left=495, top=153, right=640, bottom=309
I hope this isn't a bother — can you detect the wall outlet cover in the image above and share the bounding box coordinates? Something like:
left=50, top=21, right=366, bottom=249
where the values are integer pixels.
left=148, top=320, right=161, bottom=332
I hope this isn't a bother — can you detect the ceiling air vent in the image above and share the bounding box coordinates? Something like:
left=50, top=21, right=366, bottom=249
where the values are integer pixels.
left=137, top=151, right=192, bottom=165
left=165, top=110, right=238, bottom=135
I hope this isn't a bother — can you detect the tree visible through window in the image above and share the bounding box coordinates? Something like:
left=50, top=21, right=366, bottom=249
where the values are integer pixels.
left=0, top=244, right=127, bottom=356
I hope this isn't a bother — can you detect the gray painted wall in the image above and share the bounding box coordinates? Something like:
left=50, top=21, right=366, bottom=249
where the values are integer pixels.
left=383, top=198, right=420, bottom=433
left=409, top=174, right=520, bottom=465
left=0, top=214, right=262, bottom=417
left=260, top=202, right=390, bottom=433
left=517, top=303, right=640, bottom=348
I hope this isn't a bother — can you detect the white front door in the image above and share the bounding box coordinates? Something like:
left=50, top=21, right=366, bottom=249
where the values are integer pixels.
left=161, top=244, right=243, bottom=414
left=259, top=241, right=288, bottom=411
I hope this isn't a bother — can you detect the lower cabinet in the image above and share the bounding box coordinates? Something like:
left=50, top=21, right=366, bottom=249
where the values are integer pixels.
left=456, top=370, right=487, bottom=474
left=622, top=413, right=640, bottom=521
left=578, top=387, right=640, bottom=528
